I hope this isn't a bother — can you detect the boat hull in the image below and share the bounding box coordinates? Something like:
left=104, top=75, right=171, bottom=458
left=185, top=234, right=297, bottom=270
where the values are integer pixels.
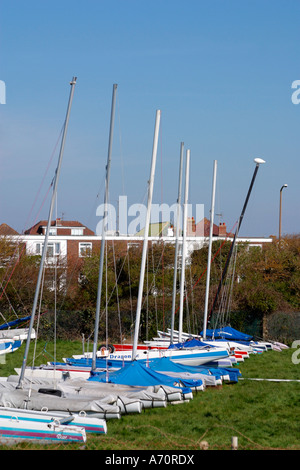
left=0, top=416, right=86, bottom=443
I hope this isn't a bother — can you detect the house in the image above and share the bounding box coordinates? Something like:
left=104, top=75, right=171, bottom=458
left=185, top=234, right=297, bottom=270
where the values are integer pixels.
left=187, top=217, right=229, bottom=237
left=0, top=216, right=273, bottom=268
left=135, top=221, right=174, bottom=237
left=24, top=219, right=99, bottom=263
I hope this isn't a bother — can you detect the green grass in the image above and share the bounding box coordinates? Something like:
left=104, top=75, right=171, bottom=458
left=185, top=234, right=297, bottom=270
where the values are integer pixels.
left=0, top=341, right=299, bottom=450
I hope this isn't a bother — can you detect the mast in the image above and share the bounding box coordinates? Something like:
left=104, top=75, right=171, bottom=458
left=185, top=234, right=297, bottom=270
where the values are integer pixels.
left=132, top=110, right=161, bottom=360
left=208, top=158, right=266, bottom=323
left=17, top=77, right=77, bottom=389
left=202, top=160, right=217, bottom=340
left=178, top=149, right=190, bottom=343
left=170, top=142, right=184, bottom=344
left=91, top=84, right=118, bottom=372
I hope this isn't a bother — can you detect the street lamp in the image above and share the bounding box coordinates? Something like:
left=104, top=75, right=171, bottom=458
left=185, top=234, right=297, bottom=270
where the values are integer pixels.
left=279, top=184, right=288, bottom=240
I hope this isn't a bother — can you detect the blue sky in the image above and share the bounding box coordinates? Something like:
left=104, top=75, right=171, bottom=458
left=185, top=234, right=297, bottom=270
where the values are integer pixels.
left=0, top=0, right=299, bottom=237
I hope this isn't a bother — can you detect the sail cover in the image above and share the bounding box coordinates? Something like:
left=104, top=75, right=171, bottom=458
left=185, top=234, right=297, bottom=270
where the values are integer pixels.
left=89, top=360, right=200, bottom=392
left=168, top=338, right=215, bottom=349
left=0, top=315, right=31, bottom=330
left=201, top=326, right=253, bottom=342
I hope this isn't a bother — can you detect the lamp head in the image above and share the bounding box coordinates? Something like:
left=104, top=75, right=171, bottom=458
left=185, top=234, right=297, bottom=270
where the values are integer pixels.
left=254, top=158, right=266, bottom=165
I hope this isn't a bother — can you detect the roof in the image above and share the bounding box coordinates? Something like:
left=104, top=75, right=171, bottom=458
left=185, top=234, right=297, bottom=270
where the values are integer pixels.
left=24, top=219, right=95, bottom=235
left=194, top=218, right=220, bottom=237
left=0, top=223, right=19, bottom=236
left=135, top=221, right=171, bottom=237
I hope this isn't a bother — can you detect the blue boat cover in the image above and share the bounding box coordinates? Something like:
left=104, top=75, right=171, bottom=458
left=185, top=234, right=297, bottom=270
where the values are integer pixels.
left=88, top=360, right=200, bottom=393
left=148, top=356, right=220, bottom=378
left=0, top=315, right=31, bottom=330
left=201, top=326, right=253, bottom=341
left=148, top=357, right=241, bottom=383
left=168, top=338, right=216, bottom=349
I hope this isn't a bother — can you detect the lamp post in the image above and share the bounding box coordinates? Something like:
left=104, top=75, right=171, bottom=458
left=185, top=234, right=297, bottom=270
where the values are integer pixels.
left=279, top=184, right=288, bottom=240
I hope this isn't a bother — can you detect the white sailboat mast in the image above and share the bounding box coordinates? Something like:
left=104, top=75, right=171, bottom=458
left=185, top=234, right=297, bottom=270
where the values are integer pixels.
left=203, top=159, right=217, bottom=340
left=178, top=149, right=190, bottom=343
left=17, top=77, right=77, bottom=389
left=132, top=110, right=161, bottom=360
left=92, top=84, right=118, bottom=372
left=170, top=142, right=184, bottom=344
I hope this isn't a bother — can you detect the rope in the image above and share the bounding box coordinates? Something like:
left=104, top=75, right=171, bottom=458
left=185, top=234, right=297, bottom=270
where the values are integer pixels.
left=172, top=223, right=237, bottom=318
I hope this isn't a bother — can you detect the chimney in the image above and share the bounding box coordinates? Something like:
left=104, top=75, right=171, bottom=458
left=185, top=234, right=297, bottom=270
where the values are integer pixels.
left=219, top=222, right=227, bottom=237
left=187, top=217, right=196, bottom=236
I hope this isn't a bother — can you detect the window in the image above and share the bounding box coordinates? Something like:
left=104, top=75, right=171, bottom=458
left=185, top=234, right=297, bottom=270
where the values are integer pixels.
left=79, top=242, right=92, bottom=257
left=35, top=242, right=61, bottom=256
left=71, top=228, right=84, bottom=236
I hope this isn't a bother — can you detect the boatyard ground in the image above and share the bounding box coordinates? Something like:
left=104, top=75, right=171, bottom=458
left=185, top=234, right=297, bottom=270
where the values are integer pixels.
left=0, top=341, right=299, bottom=451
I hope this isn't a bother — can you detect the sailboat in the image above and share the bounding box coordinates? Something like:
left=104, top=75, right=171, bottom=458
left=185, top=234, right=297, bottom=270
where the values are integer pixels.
left=89, top=120, right=230, bottom=371
left=8, top=86, right=186, bottom=420
left=0, top=414, right=86, bottom=444
left=0, top=327, right=36, bottom=356
left=118, top=151, right=228, bottom=366
left=0, top=78, right=99, bottom=443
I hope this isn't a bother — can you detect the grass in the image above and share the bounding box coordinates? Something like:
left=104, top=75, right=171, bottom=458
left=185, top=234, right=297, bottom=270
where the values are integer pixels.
left=0, top=341, right=299, bottom=450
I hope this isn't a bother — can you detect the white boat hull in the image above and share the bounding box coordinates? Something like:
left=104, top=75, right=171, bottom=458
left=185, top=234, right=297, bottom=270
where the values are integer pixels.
left=0, top=415, right=86, bottom=443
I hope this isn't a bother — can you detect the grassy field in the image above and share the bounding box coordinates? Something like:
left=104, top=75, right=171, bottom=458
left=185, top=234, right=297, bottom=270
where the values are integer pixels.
left=0, top=340, right=299, bottom=451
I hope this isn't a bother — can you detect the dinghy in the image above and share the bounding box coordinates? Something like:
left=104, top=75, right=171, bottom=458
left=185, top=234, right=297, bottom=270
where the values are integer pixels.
left=0, top=406, right=106, bottom=434
left=0, top=414, right=86, bottom=444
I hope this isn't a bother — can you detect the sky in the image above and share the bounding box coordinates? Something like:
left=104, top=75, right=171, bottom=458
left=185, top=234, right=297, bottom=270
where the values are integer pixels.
left=0, top=0, right=299, bottom=238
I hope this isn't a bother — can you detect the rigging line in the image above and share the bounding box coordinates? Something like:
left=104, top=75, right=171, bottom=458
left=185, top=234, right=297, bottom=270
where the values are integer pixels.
left=0, top=183, right=54, bottom=303
left=117, top=92, right=126, bottom=196
left=127, top=248, right=133, bottom=342
left=53, top=196, right=58, bottom=372
left=214, top=236, right=239, bottom=330
left=5, top=277, right=28, bottom=316
left=110, top=237, right=123, bottom=343
left=207, top=222, right=239, bottom=322
left=0, top=174, right=55, bottom=293
left=146, top=249, right=149, bottom=341
left=159, top=121, right=165, bottom=333
left=1, top=289, right=18, bottom=317
left=224, top=242, right=239, bottom=325
left=172, top=221, right=238, bottom=318
left=215, top=250, right=234, bottom=328
left=99, top=250, right=128, bottom=319
left=151, top=242, right=159, bottom=333
left=29, top=258, right=46, bottom=380
left=22, top=122, right=65, bottom=234
left=140, top=241, right=166, bottom=311
left=105, top=240, right=108, bottom=348
left=0, top=310, right=8, bottom=325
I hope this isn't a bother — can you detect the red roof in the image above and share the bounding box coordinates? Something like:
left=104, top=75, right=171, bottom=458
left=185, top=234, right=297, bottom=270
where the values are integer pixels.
left=24, top=219, right=95, bottom=236
left=194, top=218, right=220, bottom=237
left=0, top=223, right=19, bottom=235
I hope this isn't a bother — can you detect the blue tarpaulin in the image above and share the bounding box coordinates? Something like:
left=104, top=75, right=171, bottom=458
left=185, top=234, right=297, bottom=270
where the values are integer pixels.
left=88, top=360, right=200, bottom=393
left=148, top=356, right=241, bottom=383
left=168, top=338, right=215, bottom=349
left=201, top=326, right=253, bottom=342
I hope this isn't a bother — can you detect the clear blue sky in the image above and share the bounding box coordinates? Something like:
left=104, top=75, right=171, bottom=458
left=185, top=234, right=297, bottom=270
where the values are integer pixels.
left=0, top=0, right=299, bottom=237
